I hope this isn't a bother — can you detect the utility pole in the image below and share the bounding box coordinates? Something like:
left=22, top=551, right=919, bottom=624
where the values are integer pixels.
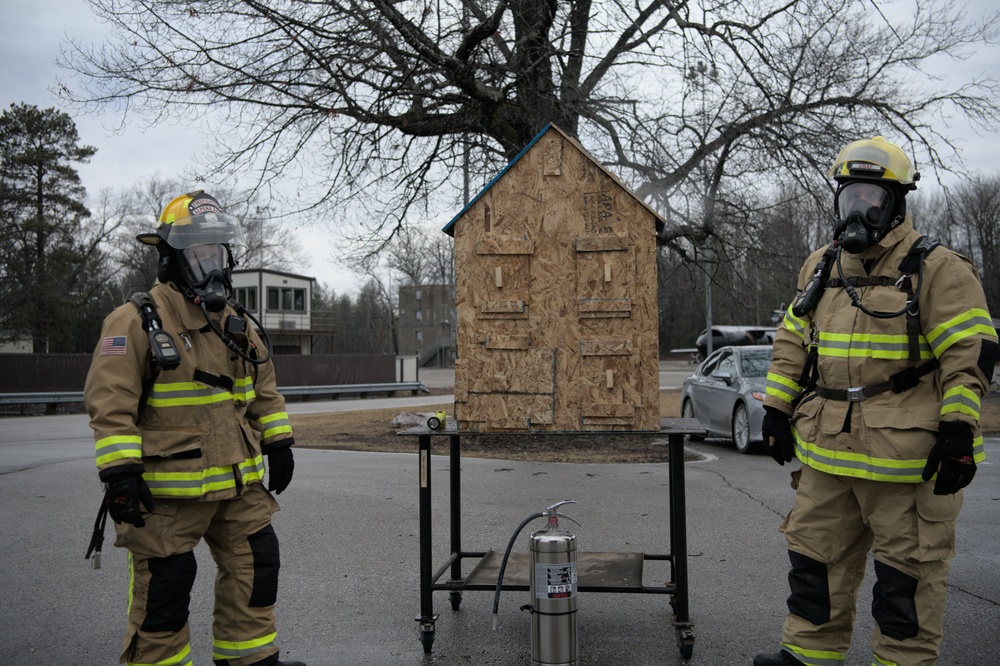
left=687, top=59, right=718, bottom=358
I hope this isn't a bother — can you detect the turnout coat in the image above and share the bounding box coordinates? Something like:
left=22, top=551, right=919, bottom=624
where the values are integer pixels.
left=764, top=216, right=996, bottom=482
left=85, top=281, right=293, bottom=500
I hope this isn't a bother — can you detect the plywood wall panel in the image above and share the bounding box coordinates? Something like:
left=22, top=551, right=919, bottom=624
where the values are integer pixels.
left=450, top=124, right=662, bottom=433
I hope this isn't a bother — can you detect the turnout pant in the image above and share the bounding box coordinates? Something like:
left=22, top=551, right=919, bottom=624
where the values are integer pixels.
left=777, top=465, right=961, bottom=666
left=113, top=484, right=281, bottom=666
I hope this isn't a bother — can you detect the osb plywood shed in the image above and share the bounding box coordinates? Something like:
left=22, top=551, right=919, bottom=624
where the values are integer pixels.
left=443, top=123, right=666, bottom=433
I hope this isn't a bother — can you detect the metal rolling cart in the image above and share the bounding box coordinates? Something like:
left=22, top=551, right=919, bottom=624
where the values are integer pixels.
left=399, top=417, right=704, bottom=659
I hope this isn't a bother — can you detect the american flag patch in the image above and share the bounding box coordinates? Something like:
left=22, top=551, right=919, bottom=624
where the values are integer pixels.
left=100, top=336, right=128, bottom=356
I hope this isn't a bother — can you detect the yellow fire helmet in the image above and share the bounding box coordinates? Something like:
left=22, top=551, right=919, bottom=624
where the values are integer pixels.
left=827, top=136, right=920, bottom=190
left=137, top=191, right=247, bottom=249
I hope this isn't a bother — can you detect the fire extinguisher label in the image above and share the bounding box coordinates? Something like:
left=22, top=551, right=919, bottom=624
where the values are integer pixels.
left=534, top=562, right=578, bottom=599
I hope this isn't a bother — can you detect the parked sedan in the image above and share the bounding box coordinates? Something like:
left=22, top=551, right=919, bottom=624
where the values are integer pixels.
left=680, top=345, right=773, bottom=453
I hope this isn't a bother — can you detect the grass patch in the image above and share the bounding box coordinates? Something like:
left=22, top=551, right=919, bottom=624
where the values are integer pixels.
left=291, top=389, right=1000, bottom=463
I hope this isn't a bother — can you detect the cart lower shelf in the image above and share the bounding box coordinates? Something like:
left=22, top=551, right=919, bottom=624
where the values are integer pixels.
left=451, top=550, right=675, bottom=594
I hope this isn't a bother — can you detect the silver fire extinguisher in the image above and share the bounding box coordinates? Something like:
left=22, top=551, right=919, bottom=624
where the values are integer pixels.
left=493, top=501, right=581, bottom=666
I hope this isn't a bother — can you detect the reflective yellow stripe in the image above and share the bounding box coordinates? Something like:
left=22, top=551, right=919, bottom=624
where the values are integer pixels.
left=127, top=551, right=135, bottom=614
left=127, top=643, right=192, bottom=666
left=793, top=430, right=986, bottom=481
left=212, top=631, right=277, bottom=660
left=146, top=380, right=233, bottom=407
left=143, top=455, right=264, bottom=498
left=146, top=376, right=257, bottom=407
left=783, top=304, right=807, bottom=339
left=95, top=435, right=142, bottom=466
left=240, top=454, right=266, bottom=482
left=233, top=375, right=256, bottom=402
left=766, top=372, right=802, bottom=404
left=940, top=386, right=980, bottom=419
left=782, top=642, right=845, bottom=665
left=873, top=654, right=898, bottom=666
left=259, top=411, right=293, bottom=440
left=816, top=331, right=933, bottom=360
left=926, top=308, right=997, bottom=357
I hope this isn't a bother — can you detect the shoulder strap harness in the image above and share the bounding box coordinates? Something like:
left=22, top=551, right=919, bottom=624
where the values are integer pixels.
left=796, top=236, right=942, bottom=409
left=85, top=293, right=181, bottom=569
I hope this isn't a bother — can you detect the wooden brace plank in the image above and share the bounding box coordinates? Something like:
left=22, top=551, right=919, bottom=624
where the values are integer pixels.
left=579, top=338, right=634, bottom=356
left=576, top=236, right=631, bottom=252
left=475, top=238, right=534, bottom=255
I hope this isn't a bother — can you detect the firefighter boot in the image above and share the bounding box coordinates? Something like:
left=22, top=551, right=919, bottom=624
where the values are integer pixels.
left=752, top=650, right=799, bottom=665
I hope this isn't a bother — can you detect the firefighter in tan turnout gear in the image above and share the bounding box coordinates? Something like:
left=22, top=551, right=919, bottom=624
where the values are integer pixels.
left=84, top=192, right=306, bottom=666
left=754, top=138, right=998, bottom=666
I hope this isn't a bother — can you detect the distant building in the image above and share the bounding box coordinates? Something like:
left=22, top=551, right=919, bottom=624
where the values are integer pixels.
left=397, top=283, right=456, bottom=367
left=0, top=334, right=32, bottom=354
left=231, top=268, right=332, bottom=354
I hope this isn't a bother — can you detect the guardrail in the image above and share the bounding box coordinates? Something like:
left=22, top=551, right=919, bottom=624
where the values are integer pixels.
left=0, top=381, right=430, bottom=412
left=277, top=382, right=429, bottom=399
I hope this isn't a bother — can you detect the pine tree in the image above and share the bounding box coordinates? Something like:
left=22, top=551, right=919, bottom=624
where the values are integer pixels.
left=0, top=103, right=96, bottom=352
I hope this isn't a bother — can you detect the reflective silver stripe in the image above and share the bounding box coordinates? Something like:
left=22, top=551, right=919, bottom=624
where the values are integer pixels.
left=793, top=431, right=926, bottom=482
left=782, top=642, right=846, bottom=666
left=144, top=468, right=238, bottom=496
left=212, top=632, right=277, bottom=659
left=783, top=305, right=807, bottom=338
left=816, top=334, right=932, bottom=359
left=259, top=411, right=292, bottom=440
left=927, top=309, right=997, bottom=356
left=940, top=388, right=980, bottom=419
left=127, top=642, right=193, bottom=666
left=232, top=376, right=256, bottom=402
left=766, top=373, right=801, bottom=403
left=146, top=381, right=231, bottom=407
left=239, top=455, right=266, bottom=481
left=95, top=435, right=143, bottom=466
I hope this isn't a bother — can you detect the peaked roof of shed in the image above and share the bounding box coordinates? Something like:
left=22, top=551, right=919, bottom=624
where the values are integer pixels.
left=442, top=123, right=665, bottom=239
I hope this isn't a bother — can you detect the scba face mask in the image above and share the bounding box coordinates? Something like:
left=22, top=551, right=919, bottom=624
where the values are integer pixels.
left=179, top=243, right=232, bottom=312
left=834, top=181, right=898, bottom=254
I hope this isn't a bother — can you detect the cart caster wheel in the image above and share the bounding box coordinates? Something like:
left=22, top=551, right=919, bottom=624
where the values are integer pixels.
left=676, top=626, right=695, bottom=659
left=420, top=630, right=435, bottom=653
left=449, top=591, right=462, bottom=611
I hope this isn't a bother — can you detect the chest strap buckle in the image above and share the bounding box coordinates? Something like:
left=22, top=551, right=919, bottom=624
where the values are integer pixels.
left=846, top=387, right=867, bottom=402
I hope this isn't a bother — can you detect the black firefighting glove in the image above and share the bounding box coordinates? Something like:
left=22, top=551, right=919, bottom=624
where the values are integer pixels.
left=762, top=406, right=796, bottom=466
left=922, top=421, right=977, bottom=495
left=265, top=442, right=295, bottom=494
left=104, top=471, right=156, bottom=528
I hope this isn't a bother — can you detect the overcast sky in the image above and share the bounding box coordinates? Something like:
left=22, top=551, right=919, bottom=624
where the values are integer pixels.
left=1, top=0, right=363, bottom=293
left=2, top=0, right=999, bottom=294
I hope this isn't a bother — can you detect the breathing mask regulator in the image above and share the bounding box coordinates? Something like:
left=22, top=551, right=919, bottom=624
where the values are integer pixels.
left=792, top=136, right=920, bottom=319
left=138, top=191, right=272, bottom=365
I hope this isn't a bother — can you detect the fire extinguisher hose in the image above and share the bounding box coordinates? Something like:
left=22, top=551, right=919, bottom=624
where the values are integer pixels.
left=492, top=510, right=546, bottom=630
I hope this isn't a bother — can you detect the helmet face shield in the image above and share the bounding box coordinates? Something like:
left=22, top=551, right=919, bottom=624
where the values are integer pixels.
left=142, top=191, right=247, bottom=249
left=159, top=210, right=247, bottom=250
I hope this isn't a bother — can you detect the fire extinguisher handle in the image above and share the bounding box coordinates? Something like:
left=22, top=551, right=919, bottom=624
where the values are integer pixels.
left=552, top=512, right=581, bottom=527
left=543, top=500, right=577, bottom=514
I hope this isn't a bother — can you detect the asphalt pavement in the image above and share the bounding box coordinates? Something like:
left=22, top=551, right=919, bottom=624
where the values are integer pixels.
left=2, top=365, right=997, bottom=666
